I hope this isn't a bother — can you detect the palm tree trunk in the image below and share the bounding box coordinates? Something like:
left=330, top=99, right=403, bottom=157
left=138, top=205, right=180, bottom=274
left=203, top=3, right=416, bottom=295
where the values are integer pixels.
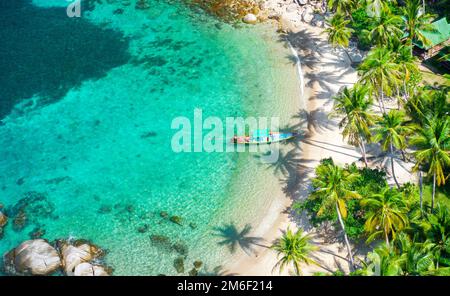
left=401, top=149, right=407, bottom=162
left=379, top=87, right=386, bottom=114
left=422, top=0, right=426, bottom=13
left=432, top=171, right=436, bottom=211
left=419, top=171, right=423, bottom=212
left=359, top=141, right=368, bottom=167
left=335, top=202, right=355, bottom=271
left=390, top=144, right=400, bottom=189
left=385, top=226, right=390, bottom=247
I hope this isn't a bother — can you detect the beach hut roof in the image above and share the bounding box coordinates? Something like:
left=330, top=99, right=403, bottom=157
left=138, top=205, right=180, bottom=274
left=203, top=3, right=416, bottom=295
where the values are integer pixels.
left=413, top=18, right=450, bottom=50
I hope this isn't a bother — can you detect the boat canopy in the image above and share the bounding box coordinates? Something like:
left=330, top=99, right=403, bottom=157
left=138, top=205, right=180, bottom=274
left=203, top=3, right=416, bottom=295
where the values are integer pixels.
left=251, top=129, right=270, bottom=138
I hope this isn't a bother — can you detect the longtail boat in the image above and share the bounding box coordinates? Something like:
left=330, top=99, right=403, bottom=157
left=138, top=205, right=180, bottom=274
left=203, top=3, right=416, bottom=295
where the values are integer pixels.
left=231, top=129, right=297, bottom=145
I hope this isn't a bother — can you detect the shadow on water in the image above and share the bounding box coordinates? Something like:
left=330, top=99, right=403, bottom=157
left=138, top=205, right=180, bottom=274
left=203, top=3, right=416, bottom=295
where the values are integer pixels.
left=0, top=0, right=130, bottom=120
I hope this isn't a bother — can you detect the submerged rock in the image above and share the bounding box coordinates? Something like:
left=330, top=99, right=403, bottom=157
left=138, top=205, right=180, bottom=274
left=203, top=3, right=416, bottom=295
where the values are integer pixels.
left=172, top=241, right=189, bottom=257
left=8, top=191, right=56, bottom=232
left=135, top=0, right=150, bottom=10
left=150, top=234, right=172, bottom=250
left=169, top=215, right=183, bottom=226
left=0, top=211, right=8, bottom=239
left=98, top=204, right=112, bottom=214
left=174, top=257, right=185, bottom=274
left=242, top=13, right=258, bottom=24
left=3, top=239, right=61, bottom=275
left=159, top=211, right=169, bottom=218
left=137, top=224, right=149, bottom=233
left=113, top=8, right=124, bottom=15
left=28, top=226, right=46, bottom=239
left=193, top=260, right=203, bottom=269
left=140, top=131, right=157, bottom=138
left=73, top=262, right=110, bottom=276
left=188, top=268, right=198, bottom=276
left=12, top=210, right=27, bottom=231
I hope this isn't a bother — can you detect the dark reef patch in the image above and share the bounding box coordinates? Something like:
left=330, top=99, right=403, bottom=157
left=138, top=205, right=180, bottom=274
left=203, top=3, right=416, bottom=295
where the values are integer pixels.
left=0, top=0, right=130, bottom=120
left=6, top=191, right=57, bottom=232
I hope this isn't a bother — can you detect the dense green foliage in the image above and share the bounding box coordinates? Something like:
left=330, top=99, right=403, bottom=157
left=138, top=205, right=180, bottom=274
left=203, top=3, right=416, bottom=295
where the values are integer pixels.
left=294, top=159, right=387, bottom=240
left=277, top=0, right=449, bottom=276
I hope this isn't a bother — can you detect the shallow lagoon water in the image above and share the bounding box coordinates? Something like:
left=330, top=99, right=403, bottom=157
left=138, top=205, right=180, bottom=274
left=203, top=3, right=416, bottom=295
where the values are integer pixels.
left=0, top=0, right=301, bottom=275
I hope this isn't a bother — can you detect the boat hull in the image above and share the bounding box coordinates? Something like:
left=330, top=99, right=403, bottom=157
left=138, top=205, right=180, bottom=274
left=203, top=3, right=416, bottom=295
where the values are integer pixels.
left=231, top=132, right=297, bottom=145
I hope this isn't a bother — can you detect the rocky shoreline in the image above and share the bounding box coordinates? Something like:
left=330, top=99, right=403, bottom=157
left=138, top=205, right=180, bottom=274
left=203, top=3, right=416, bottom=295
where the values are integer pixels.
left=241, top=0, right=327, bottom=29
left=3, top=238, right=112, bottom=276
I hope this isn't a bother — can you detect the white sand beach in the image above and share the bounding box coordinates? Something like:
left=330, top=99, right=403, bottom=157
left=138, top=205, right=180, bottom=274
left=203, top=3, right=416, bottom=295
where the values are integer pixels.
left=226, top=21, right=361, bottom=275
left=225, top=0, right=420, bottom=273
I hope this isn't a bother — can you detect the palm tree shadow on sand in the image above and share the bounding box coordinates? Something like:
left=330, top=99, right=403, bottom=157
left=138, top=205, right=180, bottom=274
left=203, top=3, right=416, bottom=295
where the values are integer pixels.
left=213, top=223, right=266, bottom=256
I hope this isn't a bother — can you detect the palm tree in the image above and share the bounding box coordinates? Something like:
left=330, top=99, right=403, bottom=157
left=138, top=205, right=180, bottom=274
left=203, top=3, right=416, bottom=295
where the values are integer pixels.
left=395, top=232, right=436, bottom=275
left=366, top=5, right=403, bottom=46
left=402, top=0, right=436, bottom=55
left=391, top=42, right=420, bottom=102
left=311, top=161, right=361, bottom=269
left=358, top=47, right=400, bottom=114
left=361, top=187, right=409, bottom=246
left=372, top=110, right=413, bottom=188
left=272, top=228, right=318, bottom=275
left=214, top=224, right=264, bottom=255
left=331, top=84, right=376, bottom=167
left=325, top=13, right=355, bottom=63
left=410, top=117, right=450, bottom=210
left=361, top=243, right=403, bottom=275
left=419, top=205, right=450, bottom=267
left=407, top=88, right=450, bottom=123
left=327, top=0, right=357, bottom=17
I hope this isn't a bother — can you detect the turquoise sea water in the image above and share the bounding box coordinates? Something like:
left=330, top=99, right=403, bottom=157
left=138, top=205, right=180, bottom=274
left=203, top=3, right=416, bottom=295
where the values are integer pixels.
left=0, top=0, right=301, bottom=275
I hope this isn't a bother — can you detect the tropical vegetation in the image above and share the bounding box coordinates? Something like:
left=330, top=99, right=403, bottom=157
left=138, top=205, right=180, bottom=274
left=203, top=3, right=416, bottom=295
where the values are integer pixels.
left=276, top=0, right=450, bottom=276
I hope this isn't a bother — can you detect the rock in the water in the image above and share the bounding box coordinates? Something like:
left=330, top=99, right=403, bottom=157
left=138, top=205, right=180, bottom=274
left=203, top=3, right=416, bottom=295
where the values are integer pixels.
left=188, top=268, right=198, bottom=276
left=169, top=215, right=183, bottom=226
left=58, top=240, right=104, bottom=276
left=135, top=0, right=150, bottom=10
left=73, top=262, right=110, bottom=276
left=174, top=257, right=185, bottom=273
left=302, top=6, right=314, bottom=23
left=12, top=210, right=27, bottom=231
left=3, top=239, right=61, bottom=275
left=0, top=211, right=7, bottom=227
left=193, top=260, right=203, bottom=269
left=28, top=226, right=46, bottom=239
left=137, top=224, right=149, bottom=233
left=242, top=13, right=258, bottom=24
left=1, top=211, right=7, bottom=238
left=173, top=241, right=189, bottom=257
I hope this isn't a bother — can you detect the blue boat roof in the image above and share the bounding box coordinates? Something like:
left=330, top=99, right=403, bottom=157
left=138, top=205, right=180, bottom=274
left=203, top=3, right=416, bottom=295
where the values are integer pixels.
left=252, top=129, right=270, bottom=137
